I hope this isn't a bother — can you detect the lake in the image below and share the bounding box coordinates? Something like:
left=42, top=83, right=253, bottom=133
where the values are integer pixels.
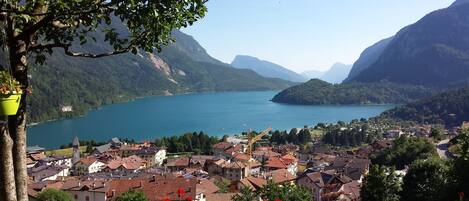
left=28, top=91, right=395, bottom=149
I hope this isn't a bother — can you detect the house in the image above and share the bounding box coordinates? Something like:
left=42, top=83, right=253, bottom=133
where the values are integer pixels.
left=206, top=193, right=238, bottom=201
left=29, top=165, right=70, bottom=182
left=337, top=180, right=361, bottom=201
left=196, top=178, right=220, bottom=197
left=102, top=155, right=145, bottom=173
left=212, top=142, right=232, bottom=156
left=61, top=179, right=109, bottom=201
left=206, top=158, right=227, bottom=175
left=384, top=130, right=403, bottom=138
left=190, top=155, right=215, bottom=168
left=73, top=157, right=106, bottom=175
left=38, top=156, right=73, bottom=168
left=166, top=157, right=190, bottom=172
left=223, top=161, right=250, bottom=181
left=107, top=176, right=202, bottom=201
left=252, top=150, right=281, bottom=163
left=91, top=143, right=112, bottom=156
left=325, top=157, right=370, bottom=182
left=263, top=156, right=298, bottom=176
left=296, top=170, right=351, bottom=201
left=27, top=146, right=46, bottom=155
left=136, top=147, right=166, bottom=167
left=238, top=169, right=296, bottom=190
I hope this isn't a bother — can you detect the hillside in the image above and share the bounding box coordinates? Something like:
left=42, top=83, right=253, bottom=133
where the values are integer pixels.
left=381, top=86, right=469, bottom=127
left=271, top=79, right=436, bottom=105
left=231, top=55, right=306, bottom=82
left=346, top=3, right=469, bottom=87
left=22, top=28, right=293, bottom=123
left=345, top=37, right=393, bottom=82
left=320, top=63, right=352, bottom=84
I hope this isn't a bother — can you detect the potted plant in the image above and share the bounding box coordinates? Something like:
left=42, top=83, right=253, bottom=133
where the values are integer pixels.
left=0, top=70, right=22, bottom=116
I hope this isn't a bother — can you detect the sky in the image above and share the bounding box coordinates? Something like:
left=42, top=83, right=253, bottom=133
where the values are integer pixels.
left=182, top=0, right=455, bottom=73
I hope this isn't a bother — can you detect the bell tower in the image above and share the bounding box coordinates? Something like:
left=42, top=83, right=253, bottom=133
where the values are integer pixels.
left=72, top=136, right=80, bottom=164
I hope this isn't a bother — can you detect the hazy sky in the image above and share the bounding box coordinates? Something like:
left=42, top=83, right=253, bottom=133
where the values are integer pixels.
left=182, top=0, right=454, bottom=73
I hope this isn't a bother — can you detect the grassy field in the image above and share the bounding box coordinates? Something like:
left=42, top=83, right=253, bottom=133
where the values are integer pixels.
left=45, top=146, right=87, bottom=157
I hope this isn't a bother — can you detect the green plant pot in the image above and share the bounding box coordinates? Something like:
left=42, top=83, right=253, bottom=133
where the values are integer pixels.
left=0, top=94, right=22, bottom=116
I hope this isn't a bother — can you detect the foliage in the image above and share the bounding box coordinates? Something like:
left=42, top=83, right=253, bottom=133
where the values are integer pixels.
left=37, top=188, right=74, bottom=201
left=381, top=86, right=469, bottom=127
left=401, top=157, right=450, bottom=201
left=233, top=181, right=312, bottom=201
left=232, top=186, right=257, bottom=201
left=0, top=70, right=22, bottom=94
left=371, top=136, right=438, bottom=170
left=447, top=129, right=469, bottom=201
left=116, top=190, right=148, bottom=201
left=272, top=79, right=436, bottom=105
left=60, top=140, right=106, bottom=149
left=154, top=132, right=218, bottom=154
left=214, top=178, right=231, bottom=193
left=430, top=125, right=445, bottom=141
left=270, top=128, right=312, bottom=145
left=361, top=165, right=401, bottom=201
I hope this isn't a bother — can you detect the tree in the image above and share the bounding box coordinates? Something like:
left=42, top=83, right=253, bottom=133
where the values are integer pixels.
left=361, top=165, right=401, bottom=201
left=214, top=178, right=231, bottom=193
left=448, top=129, right=469, bottom=201
left=371, top=136, right=438, bottom=169
left=0, top=1, right=207, bottom=201
left=430, top=125, right=445, bottom=141
left=116, top=190, right=148, bottom=201
left=233, top=181, right=311, bottom=201
left=259, top=181, right=311, bottom=201
left=232, top=186, right=258, bottom=201
left=401, top=157, right=450, bottom=201
left=37, top=189, right=73, bottom=201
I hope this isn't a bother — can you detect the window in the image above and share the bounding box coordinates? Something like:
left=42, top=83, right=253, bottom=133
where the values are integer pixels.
left=74, top=194, right=78, bottom=200
left=86, top=196, right=90, bottom=201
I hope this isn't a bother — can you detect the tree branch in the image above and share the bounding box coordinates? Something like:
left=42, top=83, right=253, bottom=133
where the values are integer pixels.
left=63, top=46, right=132, bottom=58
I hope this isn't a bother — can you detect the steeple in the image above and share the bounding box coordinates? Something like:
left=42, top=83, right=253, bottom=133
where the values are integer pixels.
left=72, top=136, right=80, bottom=164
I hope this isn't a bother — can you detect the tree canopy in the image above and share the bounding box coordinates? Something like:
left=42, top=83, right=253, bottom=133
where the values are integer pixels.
left=116, top=190, right=148, bottom=201
left=37, top=189, right=74, bottom=201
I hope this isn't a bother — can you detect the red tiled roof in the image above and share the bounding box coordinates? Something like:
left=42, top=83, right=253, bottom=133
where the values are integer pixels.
left=212, top=142, right=232, bottom=150
left=108, top=177, right=197, bottom=201
left=76, top=157, right=98, bottom=166
left=264, top=157, right=288, bottom=169
left=166, top=157, right=190, bottom=167
left=233, top=153, right=251, bottom=162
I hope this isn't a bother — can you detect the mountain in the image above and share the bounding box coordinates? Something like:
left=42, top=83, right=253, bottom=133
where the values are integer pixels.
left=381, top=86, right=469, bottom=127
left=231, top=55, right=306, bottom=82
left=301, top=70, right=324, bottom=80
left=346, top=3, right=469, bottom=87
left=320, top=63, right=352, bottom=84
left=21, top=27, right=293, bottom=123
left=345, top=37, right=393, bottom=82
left=271, top=79, right=436, bottom=105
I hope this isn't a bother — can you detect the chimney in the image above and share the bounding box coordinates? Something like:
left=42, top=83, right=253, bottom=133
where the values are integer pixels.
left=139, top=181, right=143, bottom=188
left=78, top=181, right=81, bottom=187
left=112, top=190, right=116, bottom=197
left=92, top=183, right=96, bottom=188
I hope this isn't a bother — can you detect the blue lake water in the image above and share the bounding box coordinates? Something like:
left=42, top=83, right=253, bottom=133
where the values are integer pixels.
left=28, top=91, right=395, bottom=149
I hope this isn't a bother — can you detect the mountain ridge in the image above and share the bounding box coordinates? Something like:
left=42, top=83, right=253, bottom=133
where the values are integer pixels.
left=231, top=55, right=306, bottom=82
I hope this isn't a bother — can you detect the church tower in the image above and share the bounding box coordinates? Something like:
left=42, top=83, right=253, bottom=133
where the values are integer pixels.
left=72, top=136, right=80, bottom=164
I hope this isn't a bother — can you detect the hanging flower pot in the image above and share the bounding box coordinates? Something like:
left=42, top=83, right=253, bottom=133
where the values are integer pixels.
left=0, top=93, right=21, bottom=115
left=0, top=71, right=23, bottom=116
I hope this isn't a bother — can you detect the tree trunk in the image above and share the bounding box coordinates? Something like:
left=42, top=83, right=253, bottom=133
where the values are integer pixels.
left=0, top=122, right=17, bottom=201
left=8, top=39, right=29, bottom=201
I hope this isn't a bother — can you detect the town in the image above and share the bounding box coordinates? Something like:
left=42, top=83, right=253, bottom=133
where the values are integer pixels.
left=25, top=120, right=469, bottom=201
